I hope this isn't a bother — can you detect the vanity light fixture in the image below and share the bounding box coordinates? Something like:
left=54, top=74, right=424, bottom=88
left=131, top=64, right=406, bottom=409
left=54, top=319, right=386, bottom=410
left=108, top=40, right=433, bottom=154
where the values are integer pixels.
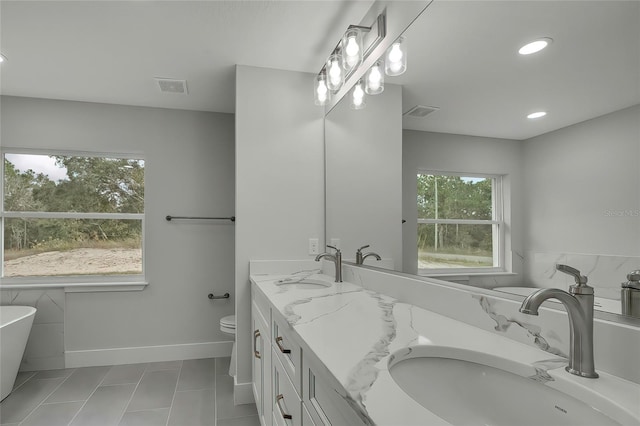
left=351, top=79, right=366, bottom=110
left=519, top=37, right=553, bottom=55
left=314, top=14, right=386, bottom=107
left=365, top=60, right=384, bottom=95
left=385, top=36, right=407, bottom=76
left=0, top=53, right=7, bottom=63
left=527, top=111, right=547, bottom=119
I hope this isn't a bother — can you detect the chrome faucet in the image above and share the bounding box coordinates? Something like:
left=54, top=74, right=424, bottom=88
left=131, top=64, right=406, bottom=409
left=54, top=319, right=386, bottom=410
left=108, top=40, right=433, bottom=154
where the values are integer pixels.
left=355, top=245, right=381, bottom=265
left=315, top=245, right=342, bottom=282
left=519, top=264, right=598, bottom=378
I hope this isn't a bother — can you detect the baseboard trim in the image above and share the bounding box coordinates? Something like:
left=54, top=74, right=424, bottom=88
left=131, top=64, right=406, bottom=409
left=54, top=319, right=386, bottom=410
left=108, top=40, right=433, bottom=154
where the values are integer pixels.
left=234, top=378, right=255, bottom=405
left=65, top=341, right=233, bottom=368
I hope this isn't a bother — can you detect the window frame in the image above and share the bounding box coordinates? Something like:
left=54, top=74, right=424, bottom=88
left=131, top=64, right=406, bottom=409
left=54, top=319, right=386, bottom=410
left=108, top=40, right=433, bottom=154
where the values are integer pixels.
left=416, top=170, right=506, bottom=276
left=1, top=148, right=147, bottom=289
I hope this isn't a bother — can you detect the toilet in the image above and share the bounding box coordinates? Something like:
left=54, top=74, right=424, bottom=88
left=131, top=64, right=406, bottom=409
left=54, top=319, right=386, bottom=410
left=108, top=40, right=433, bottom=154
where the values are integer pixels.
left=220, top=315, right=236, bottom=376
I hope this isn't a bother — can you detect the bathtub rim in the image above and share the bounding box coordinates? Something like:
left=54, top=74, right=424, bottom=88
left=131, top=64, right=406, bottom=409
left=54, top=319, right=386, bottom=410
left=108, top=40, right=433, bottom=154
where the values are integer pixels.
left=0, top=305, right=37, bottom=328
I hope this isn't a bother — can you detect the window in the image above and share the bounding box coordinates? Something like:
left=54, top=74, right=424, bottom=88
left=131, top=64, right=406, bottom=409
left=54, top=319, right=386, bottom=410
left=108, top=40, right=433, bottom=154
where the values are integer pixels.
left=417, top=172, right=503, bottom=274
left=2, top=150, right=144, bottom=281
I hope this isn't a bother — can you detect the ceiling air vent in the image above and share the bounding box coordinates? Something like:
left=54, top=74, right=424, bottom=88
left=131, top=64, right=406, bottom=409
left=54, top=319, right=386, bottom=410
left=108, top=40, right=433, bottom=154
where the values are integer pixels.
left=155, top=78, right=188, bottom=95
left=404, top=105, right=440, bottom=118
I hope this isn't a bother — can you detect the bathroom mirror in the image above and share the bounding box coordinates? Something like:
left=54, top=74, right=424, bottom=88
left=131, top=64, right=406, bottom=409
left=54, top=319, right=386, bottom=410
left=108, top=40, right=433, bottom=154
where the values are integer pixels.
left=325, top=1, right=640, bottom=323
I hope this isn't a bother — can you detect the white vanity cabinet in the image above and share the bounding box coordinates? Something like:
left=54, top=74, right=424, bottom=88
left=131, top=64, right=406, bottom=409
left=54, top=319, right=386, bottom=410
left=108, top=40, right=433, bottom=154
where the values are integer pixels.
left=251, top=282, right=364, bottom=426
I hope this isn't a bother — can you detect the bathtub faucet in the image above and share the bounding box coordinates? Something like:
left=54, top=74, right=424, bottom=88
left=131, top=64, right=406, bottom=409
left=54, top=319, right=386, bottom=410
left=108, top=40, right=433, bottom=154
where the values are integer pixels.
left=519, top=264, right=598, bottom=378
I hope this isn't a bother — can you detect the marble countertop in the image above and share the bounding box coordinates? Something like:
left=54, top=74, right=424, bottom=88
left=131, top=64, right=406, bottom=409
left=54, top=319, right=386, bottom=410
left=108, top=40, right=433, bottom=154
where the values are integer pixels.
left=250, top=271, right=640, bottom=426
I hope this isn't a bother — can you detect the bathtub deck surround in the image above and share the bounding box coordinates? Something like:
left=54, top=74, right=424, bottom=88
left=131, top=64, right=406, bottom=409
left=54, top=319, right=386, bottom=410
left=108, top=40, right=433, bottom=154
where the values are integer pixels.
left=1, top=306, right=37, bottom=401
left=251, top=270, right=640, bottom=425
left=0, top=357, right=259, bottom=426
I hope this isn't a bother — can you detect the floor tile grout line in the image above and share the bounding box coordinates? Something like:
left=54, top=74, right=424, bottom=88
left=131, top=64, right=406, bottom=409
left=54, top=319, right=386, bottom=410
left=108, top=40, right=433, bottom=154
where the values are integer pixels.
left=64, top=366, right=113, bottom=426
left=163, top=360, right=183, bottom=426
left=114, top=366, right=146, bottom=426
left=13, top=371, right=74, bottom=426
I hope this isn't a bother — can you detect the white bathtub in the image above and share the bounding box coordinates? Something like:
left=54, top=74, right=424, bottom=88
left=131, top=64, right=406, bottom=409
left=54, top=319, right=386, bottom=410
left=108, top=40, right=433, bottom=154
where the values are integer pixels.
left=494, top=286, right=621, bottom=314
left=1, top=305, right=36, bottom=401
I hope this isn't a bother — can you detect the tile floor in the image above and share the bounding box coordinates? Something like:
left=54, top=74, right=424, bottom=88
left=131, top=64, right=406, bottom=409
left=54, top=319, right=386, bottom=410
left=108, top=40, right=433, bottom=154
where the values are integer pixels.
left=0, top=357, right=259, bottom=426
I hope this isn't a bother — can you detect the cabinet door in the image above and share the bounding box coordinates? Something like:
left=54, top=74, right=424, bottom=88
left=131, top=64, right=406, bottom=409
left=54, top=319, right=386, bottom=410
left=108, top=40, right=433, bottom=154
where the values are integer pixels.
left=302, top=402, right=317, bottom=426
left=252, top=301, right=272, bottom=426
left=303, top=359, right=365, bottom=426
left=272, top=348, right=302, bottom=426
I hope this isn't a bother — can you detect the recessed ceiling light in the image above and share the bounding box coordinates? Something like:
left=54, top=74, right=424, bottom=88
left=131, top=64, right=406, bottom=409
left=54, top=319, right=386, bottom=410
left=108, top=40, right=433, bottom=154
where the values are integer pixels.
left=527, top=111, right=547, bottom=119
left=0, top=53, right=7, bottom=63
left=519, top=38, right=553, bottom=55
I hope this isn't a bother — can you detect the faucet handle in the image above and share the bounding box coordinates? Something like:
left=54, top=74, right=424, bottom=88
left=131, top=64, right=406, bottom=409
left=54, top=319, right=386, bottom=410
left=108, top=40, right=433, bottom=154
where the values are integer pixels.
left=357, top=245, right=370, bottom=253
left=326, top=245, right=341, bottom=253
left=556, top=264, right=588, bottom=285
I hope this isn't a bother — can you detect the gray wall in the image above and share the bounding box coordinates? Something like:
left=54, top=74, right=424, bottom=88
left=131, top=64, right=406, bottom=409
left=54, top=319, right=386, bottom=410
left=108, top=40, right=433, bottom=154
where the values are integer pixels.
left=325, top=84, right=403, bottom=268
left=522, top=104, right=640, bottom=256
left=235, top=66, right=325, bottom=398
left=521, top=104, right=640, bottom=294
left=1, top=95, right=236, bottom=368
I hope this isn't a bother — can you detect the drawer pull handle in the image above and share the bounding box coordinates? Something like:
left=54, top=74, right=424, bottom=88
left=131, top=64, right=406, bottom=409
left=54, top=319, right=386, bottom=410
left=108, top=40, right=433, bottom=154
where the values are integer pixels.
left=276, top=394, right=292, bottom=420
left=275, top=336, right=291, bottom=354
left=253, top=329, right=261, bottom=359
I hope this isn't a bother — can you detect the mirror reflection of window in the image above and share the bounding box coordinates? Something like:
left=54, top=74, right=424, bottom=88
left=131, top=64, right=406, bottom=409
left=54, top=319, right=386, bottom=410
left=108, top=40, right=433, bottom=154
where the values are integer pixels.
left=417, top=173, right=503, bottom=274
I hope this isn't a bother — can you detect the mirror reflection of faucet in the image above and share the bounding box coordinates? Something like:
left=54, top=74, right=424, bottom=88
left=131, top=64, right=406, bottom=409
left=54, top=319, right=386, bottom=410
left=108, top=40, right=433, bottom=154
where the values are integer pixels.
left=519, top=264, right=599, bottom=378
left=315, top=245, right=342, bottom=282
left=355, top=244, right=382, bottom=265
left=621, top=270, right=640, bottom=318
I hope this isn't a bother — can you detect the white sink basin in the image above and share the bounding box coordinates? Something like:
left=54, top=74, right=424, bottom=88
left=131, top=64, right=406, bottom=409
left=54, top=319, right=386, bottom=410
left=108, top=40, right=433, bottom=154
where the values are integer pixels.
left=388, top=346, right=627, bottom=426
left=275, top=277, right=332, bottom=290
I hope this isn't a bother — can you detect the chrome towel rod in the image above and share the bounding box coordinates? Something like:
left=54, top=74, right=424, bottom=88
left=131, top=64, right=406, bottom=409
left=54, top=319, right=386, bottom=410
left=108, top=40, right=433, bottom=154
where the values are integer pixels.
left=166, top=215, right=235, bottom=222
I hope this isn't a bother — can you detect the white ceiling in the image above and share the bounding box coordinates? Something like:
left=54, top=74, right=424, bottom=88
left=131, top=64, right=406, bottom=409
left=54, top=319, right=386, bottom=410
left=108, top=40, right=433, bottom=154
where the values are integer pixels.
left=1, top=1, right=638, bottom=141
left=397, top=1, right=640, bottom=140
left=0, top=0, right=373, bottom=114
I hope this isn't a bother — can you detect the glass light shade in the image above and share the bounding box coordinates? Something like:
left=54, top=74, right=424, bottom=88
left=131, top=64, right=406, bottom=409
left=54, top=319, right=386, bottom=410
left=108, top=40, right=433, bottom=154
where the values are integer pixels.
left=314, top=73, right=331, bottom=106
left=350, top=80, right=366, bottom=110
left=385, top=36, right=407, bottom=76
left=365, top=61, right=384, bottom=95
left=341, top=28, right=363, bottom=72
left=326, top=53, right=344, bottom=91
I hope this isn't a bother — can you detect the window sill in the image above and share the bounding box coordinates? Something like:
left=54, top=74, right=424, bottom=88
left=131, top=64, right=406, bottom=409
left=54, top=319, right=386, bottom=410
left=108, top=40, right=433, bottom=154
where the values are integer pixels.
left=419, top=271, right=517, bottom=279
left=0, top=281, right=148, bottom=293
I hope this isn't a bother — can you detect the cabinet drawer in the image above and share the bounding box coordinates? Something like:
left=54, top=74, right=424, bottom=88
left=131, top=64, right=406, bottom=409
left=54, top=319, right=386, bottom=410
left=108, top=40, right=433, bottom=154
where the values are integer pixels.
left=272, top=310, right=302, bottom=396
left=272, top=348, right=302, bottom=426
